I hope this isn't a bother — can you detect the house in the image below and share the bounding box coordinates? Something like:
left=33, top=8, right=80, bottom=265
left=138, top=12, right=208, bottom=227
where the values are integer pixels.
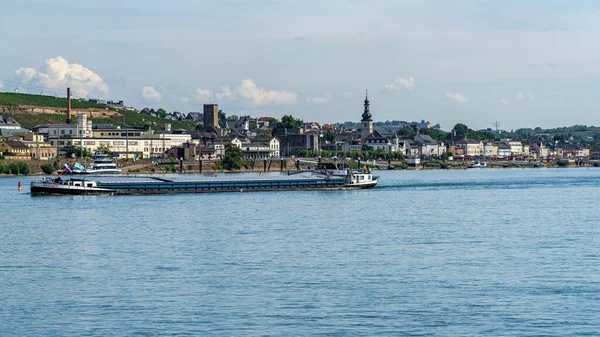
left=497, top=142, right=511, bottom=158
left=413, top=135, right=445, bottom=158
left=506, top=140, right=524, bottom=155
left=483, top=142, right=497, bottom=157
left=455, top=139, right=483, bottom=157
left=0, top=140, right=31, bottom=160
left=529, top=143, right=550, bottom=159
left=562, top=144, right=589, bottom=158
left=303, top=122, right=321, bottom=132
left=364, top=131, right=399, bottom=152
left=229, top=136, right=280, bottom=159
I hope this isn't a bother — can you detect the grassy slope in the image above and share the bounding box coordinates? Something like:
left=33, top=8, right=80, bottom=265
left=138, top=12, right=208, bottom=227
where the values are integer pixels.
left=0, top=92, right=106, bottom=109
left=0, top=92, right=196, bottom=131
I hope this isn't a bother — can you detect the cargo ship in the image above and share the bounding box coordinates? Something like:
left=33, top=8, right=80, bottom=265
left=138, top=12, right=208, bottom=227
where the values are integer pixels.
left=30, top=169, right=377, bottom=196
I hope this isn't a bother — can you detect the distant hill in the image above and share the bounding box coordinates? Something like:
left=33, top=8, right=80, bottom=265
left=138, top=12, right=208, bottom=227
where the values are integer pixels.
left=0, top=92, right=107, bottom=109
left=0, top=92, right=197, bottom=131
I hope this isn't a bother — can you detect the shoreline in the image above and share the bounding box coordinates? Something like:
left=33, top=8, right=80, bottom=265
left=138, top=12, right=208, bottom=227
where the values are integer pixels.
left=0, top=158, right=597, bottom=177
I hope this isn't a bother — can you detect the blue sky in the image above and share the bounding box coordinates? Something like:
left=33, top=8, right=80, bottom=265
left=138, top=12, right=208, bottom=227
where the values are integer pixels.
left=2, top=0, right=600, bottom=130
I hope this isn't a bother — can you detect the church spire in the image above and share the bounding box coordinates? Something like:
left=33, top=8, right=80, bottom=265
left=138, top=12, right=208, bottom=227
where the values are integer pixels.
left=361, top=89, right=372, bottom=122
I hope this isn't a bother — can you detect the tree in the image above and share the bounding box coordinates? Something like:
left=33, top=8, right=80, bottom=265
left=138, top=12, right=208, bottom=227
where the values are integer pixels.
left=63, top=144, right=89, bottom=158
left=96, top=145, right=112, bottom=156
left=156, top=108, right=167, bottom=118
left=323, top=131, right=336, bottom=143
left=218, top=110, right=226, bottom=128
left=226, top=114, right=239, bottom=122
left=220, top=143, right=246, bottom=170
left=419, top=127, right=448, bottom=141
left=453, top=123, right=469, bottom=138
left=279, top=115, right=303, bottom=129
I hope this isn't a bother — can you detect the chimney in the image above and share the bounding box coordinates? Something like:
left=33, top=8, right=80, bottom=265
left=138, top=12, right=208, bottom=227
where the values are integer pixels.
left=66, top=87, right=72, bottom=124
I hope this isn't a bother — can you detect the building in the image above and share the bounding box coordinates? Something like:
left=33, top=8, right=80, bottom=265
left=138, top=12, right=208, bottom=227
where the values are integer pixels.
left=360, top=90, right=373, bottom=141
left=229, top=136, right=280, bottom=159
left=455, top=139, right=483, bottom=157
left=0, top=140, right=31, bottom=160
left=364, top=131, right=400, bottom=153
left=413, top=134, right=446, bottom=158
left=203, top=104, right=219, bottom=129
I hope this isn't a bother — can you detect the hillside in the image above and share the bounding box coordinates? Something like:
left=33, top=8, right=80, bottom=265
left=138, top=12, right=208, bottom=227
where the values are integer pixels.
left=0, top=92, right=107, bottom=109
left=0, top=92, right=196, bottom=131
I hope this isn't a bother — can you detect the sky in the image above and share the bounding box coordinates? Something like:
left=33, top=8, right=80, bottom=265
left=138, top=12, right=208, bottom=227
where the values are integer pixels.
left=2, top=0, right=600, bottom=131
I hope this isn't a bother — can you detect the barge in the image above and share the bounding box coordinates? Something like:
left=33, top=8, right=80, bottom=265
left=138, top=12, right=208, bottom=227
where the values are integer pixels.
left=30, top=170, right=377, bottom=196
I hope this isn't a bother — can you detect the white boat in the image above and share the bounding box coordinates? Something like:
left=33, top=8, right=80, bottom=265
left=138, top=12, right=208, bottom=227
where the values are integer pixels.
left=85, top=153, right=122, bottom=174
left=60, top=154, right=122, bottom=175
left=468, top=160, right=487, bottom=168
left=312, top=162, right=378, bottom=188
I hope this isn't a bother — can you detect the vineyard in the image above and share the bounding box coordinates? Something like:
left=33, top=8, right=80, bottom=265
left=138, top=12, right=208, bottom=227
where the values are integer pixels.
left=0, top=92, right=107, bottom=109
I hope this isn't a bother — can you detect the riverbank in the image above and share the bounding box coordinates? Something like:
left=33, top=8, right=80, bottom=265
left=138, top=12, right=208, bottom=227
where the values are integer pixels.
left=0, top=158, right=597, bottom=176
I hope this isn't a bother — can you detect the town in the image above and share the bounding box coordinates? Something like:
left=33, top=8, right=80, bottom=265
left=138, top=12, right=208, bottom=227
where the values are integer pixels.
left=0, top=88, right=599, bottom=174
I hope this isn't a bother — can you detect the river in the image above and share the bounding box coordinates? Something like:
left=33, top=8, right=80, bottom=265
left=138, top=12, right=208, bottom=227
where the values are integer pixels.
left=1, top=168, right=600, bottom=336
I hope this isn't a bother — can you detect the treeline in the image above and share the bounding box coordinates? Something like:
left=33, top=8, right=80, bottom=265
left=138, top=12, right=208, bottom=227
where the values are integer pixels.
left=0, top=161, right=31, bottom=175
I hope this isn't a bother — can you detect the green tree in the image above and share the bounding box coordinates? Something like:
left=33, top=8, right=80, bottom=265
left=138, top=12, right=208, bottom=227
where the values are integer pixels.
left=279, top=115, right=303, bottom=129
left=220, top=143, right=246, bottom=170
left=323, top=131, right=335, bottom=143
left=453, top=123, right=469, bottom=138
left=226, top=115, right=239, bottom=122
left=156, top=108, right=167, bottom=118
left=218, top=110, right=226, bottom=128
left=95, top=145, right=112, bottom=156
left=419, top=128, right=449, bottom=141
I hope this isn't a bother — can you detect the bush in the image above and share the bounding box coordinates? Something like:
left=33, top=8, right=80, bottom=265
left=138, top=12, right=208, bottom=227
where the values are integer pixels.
left=0, top=161, right=31, bottom=175
left=41, top=163, right=55, bottom=174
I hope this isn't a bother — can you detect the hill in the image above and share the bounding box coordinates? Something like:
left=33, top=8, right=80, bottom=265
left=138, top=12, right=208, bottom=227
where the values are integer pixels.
left=0, top=92, right=107, bottom=109
left=0, top=92, right=196, bottom=131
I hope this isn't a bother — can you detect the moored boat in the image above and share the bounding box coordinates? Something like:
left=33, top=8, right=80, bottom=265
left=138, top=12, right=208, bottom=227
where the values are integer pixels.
left=58, top=153, right=122, bottom=175
left=468, top=160, right=487, bottom=169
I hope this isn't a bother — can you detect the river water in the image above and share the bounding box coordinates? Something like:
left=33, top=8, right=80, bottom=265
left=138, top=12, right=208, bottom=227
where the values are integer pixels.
left=1, top=168, right=600, bottom=336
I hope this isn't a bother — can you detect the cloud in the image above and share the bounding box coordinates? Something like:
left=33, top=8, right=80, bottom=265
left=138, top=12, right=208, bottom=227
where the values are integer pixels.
left=142, top=86, right=162, bottom=101
left=546, top=61, right=555, bottom=68
left=306, top=94, right=330, bottom=105
left=238, top=79, right=297, bottom=107
left=446, top=92, right=468, bottom=103
left=494, top=98, right=509, bottom=105
left=385, top=77, right=415, bottom=91
left=14, top=56, right=109, bottom=98
left=215, top=85, right=234, bottom=100
left=516, top=92, right=535, bottom=100
left=192, top=88, right=212, bottom=102
left=0, top=80, right=3, bottom=90
left=343, top=92, right=354, bottom=100
left=177, top=96, right=189, bottom=103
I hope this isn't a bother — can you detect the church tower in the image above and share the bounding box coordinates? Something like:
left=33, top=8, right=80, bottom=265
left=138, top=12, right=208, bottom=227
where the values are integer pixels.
left=361, top=89, right=373, bottom=141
